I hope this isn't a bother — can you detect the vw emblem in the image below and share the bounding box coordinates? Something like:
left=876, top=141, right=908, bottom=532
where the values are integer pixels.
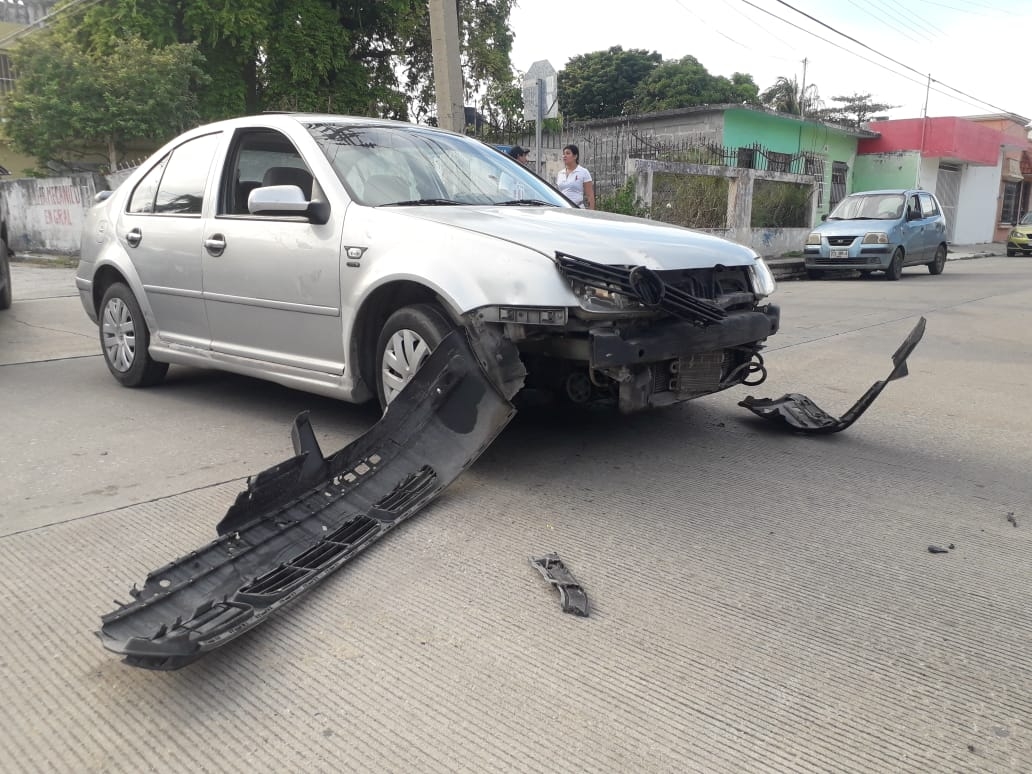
left=628, top=266, right=665, bottom=308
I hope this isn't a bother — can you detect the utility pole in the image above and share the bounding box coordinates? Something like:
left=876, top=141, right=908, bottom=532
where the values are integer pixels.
left=799, top=58, right=808, bottom=117
left=428, top=0, right=465, bottom=134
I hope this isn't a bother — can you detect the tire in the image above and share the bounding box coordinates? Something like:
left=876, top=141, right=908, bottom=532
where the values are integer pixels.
left=0, top=242, right=11, bottom=311
left=806, top=269, right=822, bottom=280
left=927, top=243, right=947, bottom=275
left=98, top=282, right=169, bottom=387
left=1007, top=249, right=1016, bottom=257
left=375, top=303, right=456, bottom=410
left=885, top=248, right=904, bottom=281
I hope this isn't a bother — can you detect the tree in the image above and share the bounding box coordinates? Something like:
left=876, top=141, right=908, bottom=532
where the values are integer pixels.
left=16, top=0, right=519, bottom=124
left=625, top=56, right=759, bottom=114
left=5, top=33, right=206, bottom=171
left=558, top=46, right=662, bottom=120
left=817, top=92, right=896, bottom=128
left=759, top=75, right=822, bottom=116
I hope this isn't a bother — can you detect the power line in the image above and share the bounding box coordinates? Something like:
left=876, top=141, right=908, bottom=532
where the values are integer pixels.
left=738, top=0, right=1000, bottom=116
left=758, top=0, right=1023, bottom=117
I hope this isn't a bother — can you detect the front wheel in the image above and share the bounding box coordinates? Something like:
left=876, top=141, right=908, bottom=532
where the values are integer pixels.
left=375, top=303, right=456, bottom=410
left=927, top=244, right=946, bottom=275
left=99, top=282, right=169, bottom=387
left=885, top=248, right=904, bottom=281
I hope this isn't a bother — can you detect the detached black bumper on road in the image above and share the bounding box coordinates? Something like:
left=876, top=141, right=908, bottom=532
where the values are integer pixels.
left=99, top=331, right=517, bottom=670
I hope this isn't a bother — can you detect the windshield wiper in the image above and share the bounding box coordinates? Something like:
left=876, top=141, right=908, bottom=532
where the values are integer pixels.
left=382, top=198, right=464, bottom=206
left=496, top=199, right=555, bottom=206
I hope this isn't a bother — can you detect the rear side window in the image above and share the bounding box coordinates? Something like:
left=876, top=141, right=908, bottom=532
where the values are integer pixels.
left=127, top=133, right=221, bottom=215
left=127, top=156, right=168, bottom=214
left=918, top=193, right=939, bottom=217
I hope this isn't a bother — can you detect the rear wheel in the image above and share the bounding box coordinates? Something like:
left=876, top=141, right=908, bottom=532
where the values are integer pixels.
left=375, top=303, right=456, bottom=410
left=927, top=244, right=947, bottom=275
left=885, top=248, right=904, bottom=281
left=99, top=282, right=169, bottom=387
left=0, top=238, right=11, bottom=310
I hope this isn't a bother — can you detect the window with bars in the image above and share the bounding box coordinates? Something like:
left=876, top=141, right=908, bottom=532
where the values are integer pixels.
left=1001, top=181, right=1021, bottom=224
left=767, top=151, right=791, bottom=173
left=830, top=161, right=848, bottom=211
left=0, top=53, right=13, bottom=96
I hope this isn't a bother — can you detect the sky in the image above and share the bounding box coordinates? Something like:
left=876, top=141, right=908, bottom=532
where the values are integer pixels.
left=507, top=0, right=1032, bottom=125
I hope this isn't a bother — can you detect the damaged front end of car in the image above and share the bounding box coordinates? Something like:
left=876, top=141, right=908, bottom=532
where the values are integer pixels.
left=490, top=251, right=780, bottom=412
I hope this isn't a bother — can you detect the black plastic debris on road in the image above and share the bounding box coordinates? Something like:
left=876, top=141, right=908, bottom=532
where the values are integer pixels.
left=739, top=316, right=927, bottom=434
left=530, top=553, right=590, bottom=617
left=98, top=331, right=519, bottom=670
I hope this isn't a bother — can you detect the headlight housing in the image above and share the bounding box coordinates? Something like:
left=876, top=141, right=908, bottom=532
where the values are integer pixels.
left=748, top=257, right=777, bottom=298
left=806, top=232, right=822, bottom=246
left=570, top=281, right=644, bottom=313
left=862, top=232, right=889, bottom=245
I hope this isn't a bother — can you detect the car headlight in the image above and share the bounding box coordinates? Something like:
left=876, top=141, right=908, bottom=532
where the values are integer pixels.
left=862, top=232, right=889, bottom=244
left=806, top=232, right=822, bottom=246
left=1010, top=229, right=1019, bottom=238
left=570, top=281, right=644, bottom=313
left=748, top=257, right=777, bottom=298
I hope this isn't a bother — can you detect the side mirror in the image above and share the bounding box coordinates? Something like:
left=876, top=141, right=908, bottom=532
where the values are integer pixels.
left=249, top=184, right=310, bottom=214
left=820, top=213, right=828, bottom=222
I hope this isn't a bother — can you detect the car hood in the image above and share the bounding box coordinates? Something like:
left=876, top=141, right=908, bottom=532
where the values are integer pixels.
left=392, top=206, right=759, bottom=269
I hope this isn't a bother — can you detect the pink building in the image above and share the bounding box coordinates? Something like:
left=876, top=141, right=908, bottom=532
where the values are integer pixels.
left=856, top=114, right=1031, bottom=243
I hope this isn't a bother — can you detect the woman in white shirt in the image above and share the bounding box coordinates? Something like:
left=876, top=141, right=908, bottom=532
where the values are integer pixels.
left=556, top=144, right=595, bottom=209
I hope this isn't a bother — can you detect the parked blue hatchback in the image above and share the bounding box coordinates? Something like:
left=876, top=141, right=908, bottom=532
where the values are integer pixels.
left=804, top=189, right=948, bottom=281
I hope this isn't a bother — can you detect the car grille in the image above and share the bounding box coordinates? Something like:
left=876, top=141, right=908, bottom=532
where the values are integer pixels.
left=556, top=252, right=728, bottom=325
left=827, top=236, right=858, bottom=247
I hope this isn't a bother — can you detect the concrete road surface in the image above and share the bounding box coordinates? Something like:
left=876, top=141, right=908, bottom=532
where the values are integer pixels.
left=1, top=258, right=1030, bottom=773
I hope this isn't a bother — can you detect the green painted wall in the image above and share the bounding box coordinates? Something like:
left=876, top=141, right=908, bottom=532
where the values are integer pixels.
left=853, top=153, right=921, bottom=191
left=722, top=109, right=861, bottom=223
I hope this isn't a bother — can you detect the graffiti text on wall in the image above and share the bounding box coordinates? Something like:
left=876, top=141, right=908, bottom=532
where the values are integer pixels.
left=30, top=183, right=82, bottom=229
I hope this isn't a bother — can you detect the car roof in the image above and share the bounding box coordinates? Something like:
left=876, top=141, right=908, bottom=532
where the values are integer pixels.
left=847, top=189, right=932, bottom=196
left=191, top=112, right=460, bottom=137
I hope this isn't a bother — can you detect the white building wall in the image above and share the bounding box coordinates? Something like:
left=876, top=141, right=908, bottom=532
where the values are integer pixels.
left=954, top=158, right=1002, bottom=244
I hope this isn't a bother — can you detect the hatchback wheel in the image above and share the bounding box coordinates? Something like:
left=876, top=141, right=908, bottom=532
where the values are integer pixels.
left=927, top=244, right=947, bottom=275
left=375, top=303, right=456, bottom=410
left=99, top=282, right=169, bottom=387
left=885, top=248, right=904, bottom=281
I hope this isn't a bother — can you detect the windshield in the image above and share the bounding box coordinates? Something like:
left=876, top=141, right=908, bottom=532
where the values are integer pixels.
left=828, top=193, right=905, bottom=220
left=1021, top=212, right=1032, bottom=225
left=304, top=122, right=569, bottom=208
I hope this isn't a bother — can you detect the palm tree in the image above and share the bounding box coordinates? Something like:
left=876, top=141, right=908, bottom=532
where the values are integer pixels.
left=760, top=76, right=822, bottom=117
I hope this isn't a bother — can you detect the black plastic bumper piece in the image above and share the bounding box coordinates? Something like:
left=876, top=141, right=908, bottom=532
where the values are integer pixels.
left=590, top=306, right=780, bottom=367
left=98, top=331, right=517, bottom=670
left=530, top=553, right=590, bottom=617
left=739, top=316, right=926, bottom=434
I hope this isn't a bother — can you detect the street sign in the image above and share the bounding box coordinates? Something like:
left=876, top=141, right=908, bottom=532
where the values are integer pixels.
left=523, top=60, right=558, bottom=122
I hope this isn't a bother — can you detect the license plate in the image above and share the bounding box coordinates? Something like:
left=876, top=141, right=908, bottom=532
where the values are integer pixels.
left=831, top=248, right=849, bottom=259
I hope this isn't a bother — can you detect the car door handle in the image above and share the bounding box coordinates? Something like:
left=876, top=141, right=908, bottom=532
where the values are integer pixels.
left=204, top=234, right=226, bottom=256
left=125, top=228, right=142, bottom=248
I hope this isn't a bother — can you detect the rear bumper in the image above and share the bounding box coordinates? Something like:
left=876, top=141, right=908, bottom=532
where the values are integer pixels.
left=589, top=306, right=779, bottom=368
